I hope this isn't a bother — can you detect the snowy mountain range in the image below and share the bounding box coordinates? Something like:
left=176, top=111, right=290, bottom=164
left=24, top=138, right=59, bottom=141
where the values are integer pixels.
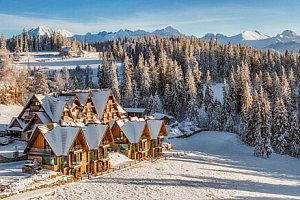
left=23, top=26, right=300, bottom=52
left=27, top=25, right=74, bottom=38
left=201, top=30, right=300, bottom=52
left=71, top=26, right=183, bottom=42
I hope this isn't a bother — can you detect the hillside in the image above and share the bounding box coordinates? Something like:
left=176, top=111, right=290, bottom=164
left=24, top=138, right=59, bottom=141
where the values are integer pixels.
left=42, top=131, right=300, bottom=200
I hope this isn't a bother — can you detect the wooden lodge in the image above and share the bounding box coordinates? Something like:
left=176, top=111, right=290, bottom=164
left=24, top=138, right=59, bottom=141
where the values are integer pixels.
left=110, top=120, right=166, bottom=160
left=17, top=89, right=168, bottom=177
left=24, top=124, right=89, bottom=178
left=8, top=89, right=126, bottom=140
left=82, top=123, right=114, bottom=174
left=147, top=120, right=168, bottom=157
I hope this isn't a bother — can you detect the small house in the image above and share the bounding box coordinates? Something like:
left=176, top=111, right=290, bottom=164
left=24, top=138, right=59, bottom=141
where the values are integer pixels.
left=24, top=124, right=89, bottom=178
left=82, top=123, right=114, bottom=174
left=146, top=120, right=168, bottom=157
left=110, top=120, right=151, bottom=160
left=124, top=108, right=149, bottom=118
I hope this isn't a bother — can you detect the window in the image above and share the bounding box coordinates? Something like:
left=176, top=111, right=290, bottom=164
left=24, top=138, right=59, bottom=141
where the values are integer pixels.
left=44, top=141, right=51, bottom=153
left=42, top=157, right=56, bottom=166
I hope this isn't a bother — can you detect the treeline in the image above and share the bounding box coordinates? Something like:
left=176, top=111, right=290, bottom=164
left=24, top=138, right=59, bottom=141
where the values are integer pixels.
left=3, top=30, right=95, bottom=52
left=94, top=36, right=300, bottom=158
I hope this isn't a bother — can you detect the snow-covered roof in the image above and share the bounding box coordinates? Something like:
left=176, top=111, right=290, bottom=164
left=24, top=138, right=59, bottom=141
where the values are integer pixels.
left=82, top=124, right=109, bottom=150
left=42, top=124, right=80, bottom=156
left=74, top=92, right=90, bottom=106
left=124, top=108, right=146, bottom=113
left=152, top=113, right=174, bottom=120
left=91, top=90, right=110, bottom=119
left=109, top=120, right=117, bottom=128
left=7, top=117, right=26, bottom=131
left=36, top=112, right=51, bottom=124
left=147, top=120, right=164, bottom=140
left=119, top=121, right=146, bottom=144
left=0, top=124, right=7, bottom=132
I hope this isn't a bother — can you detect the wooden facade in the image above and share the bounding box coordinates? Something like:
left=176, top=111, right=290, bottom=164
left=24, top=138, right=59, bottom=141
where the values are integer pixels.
left=9, top=89, right=126, bottom=140
left=25, top=125, right=89, bottom=178
left=111, top=121, right=151, bottom=160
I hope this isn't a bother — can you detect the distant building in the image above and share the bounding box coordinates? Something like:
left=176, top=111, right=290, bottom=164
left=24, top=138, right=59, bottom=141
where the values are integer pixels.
left=59, top=46, right=72, bottom=57
left=124, top=108, right=149, bottom=118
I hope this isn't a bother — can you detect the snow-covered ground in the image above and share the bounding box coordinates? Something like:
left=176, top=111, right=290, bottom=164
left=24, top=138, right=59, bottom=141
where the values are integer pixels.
left=40, top=131, right=300, bottom=200
left=14, top=51, right=101, bottom=70
left=0, top=140, right=26, bottom=158
left=0, top=160, right=71, bottom=199
left=109, top=152, right=133, bottom=167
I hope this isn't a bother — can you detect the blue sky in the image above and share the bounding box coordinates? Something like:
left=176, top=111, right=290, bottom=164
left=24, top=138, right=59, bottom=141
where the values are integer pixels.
left=0, top=0, right=299, bottom=37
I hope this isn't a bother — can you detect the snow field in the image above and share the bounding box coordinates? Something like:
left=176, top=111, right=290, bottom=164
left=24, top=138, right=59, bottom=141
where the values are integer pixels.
left=42, top=131, right=300, bottom=200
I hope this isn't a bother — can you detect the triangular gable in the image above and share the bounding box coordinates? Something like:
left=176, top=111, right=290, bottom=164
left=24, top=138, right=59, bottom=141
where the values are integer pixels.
left=91, top=90, right=110, bottom=120
left=43, top=126, right=81, bottom=156
left=18, top=94, right=43, bottom=118
left=120, top=121, right=147, bottom=144
left=147, top=120, right=167, bottom=139
left=82, top=124, right=109, bottom=150
left=24, top=123, right=55, bottom=154
left=76, top=92, right=90, bottom=106
left=48, top=97, right=70, bottom=122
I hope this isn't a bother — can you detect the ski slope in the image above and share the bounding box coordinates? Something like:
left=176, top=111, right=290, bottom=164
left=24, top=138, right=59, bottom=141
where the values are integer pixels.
left=43, top=131, right=300, bottom=200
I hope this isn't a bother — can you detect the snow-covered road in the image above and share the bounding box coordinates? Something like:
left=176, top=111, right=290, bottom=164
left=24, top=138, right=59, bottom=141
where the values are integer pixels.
left=43, top=131, right=300, bottom=200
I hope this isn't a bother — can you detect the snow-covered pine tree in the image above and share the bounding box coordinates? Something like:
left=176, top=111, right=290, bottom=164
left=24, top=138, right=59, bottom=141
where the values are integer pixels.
left=109, top=61, right=120, bottom=101
left=223, top=79, right=235, bottom=133
left=254, top=88, right=273, bottom=158
left=0, top=33, right=6, bottom=50
left=122, top=54, right=134, bottom=107
left=241, top=80, right=252, bottom=141
left=163, top=83, right=172, bottom=114
left=132, top=79, right=141, bottom=108
left=185, top=67, right=199, bottom=124
left=246, top=90, right=260, bottom=146
left=151, top=91, right=163, bottom=114
left=273, top=98, right=289, bottom=154
left=34, top=68, right=49, bottom=94
left=171, top=61, right=185, bottom=119
left=204, top=70, right=215, bottom=129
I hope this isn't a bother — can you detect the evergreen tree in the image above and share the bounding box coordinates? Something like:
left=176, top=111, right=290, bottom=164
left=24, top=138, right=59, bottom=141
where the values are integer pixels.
left=122, top=54, right=134, bottom=107
left=33, top=68, right=49, bottom=94
left=273, top=98, right=289, bottom=154
left=0, top=33, right=6, bottom=50
left=109, top=62, right=121, bottom=101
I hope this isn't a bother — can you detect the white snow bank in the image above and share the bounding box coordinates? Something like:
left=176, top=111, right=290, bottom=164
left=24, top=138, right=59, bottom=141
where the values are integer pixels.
left=109, top=152, right=133, bottom=167
left=45, top=131, right=300, bottom=200
left=0, top=140, right=26, bottom=158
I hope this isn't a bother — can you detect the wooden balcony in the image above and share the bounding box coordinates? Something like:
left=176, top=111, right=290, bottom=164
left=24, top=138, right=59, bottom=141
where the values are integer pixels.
left=28, top=147, right=52, bottom=155
left=30, top=105, right=40, bottom=111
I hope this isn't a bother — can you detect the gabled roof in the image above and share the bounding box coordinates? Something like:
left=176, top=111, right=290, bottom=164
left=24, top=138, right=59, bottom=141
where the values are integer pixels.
left=147, top=120, right=165, bottom=139
left=152, top=113, right=174, bottom=120
left=75, top=92, right=90, bottom=106
left=42, top=124, right=81, bottom=156
left=124, top=108, right=146, bottom=113
left=119, top=121, right=146, bottom=144
left=23, top=112, right=51, bottom=132
left=82, top=124, right=110, bottom=150
left=48, top=97, right=68, bottom=122
left=7, top=117, right=26, bottom=131
left=91, top=90, right=110, bottom=119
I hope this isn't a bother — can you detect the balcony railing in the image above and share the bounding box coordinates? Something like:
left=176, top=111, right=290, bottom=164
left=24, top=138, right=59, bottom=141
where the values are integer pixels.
left=72, top=145, right=82, bottom=151
left=29, top=147, right=52, bottom=155
left=69, top=161, right=82, bottom=168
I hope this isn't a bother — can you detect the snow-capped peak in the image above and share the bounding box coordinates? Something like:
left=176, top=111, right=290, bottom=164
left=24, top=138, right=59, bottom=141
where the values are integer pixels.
left=280, top=30, right=298, bottom=37
left=28, top=25, right=53, bottom=37
left=240, top=30, right=269, bottom=40
left=57, top=29, right=74, bottom=37
left=27, top=25, right=74, bottom=37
